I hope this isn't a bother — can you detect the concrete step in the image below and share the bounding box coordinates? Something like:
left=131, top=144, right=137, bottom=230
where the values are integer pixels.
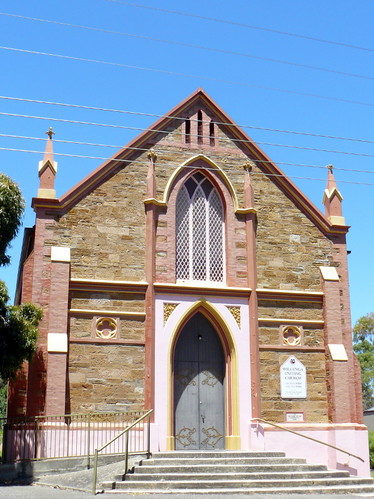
left=140, top=456, right=308, bottom=466
left=103, top=484, right=374, bottom=495
left=103, top=477, right=374, bottom=490
left=100, top=450, right=374, bottom=496
left=152, top=450, right=286, bottom=459
left=122, top=470, right=350, bottom=481
left=127, top=463, right=329, bottom=475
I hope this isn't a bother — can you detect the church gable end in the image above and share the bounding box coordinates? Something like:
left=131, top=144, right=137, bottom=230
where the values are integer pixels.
left=8, top=89, right=367, bottom=477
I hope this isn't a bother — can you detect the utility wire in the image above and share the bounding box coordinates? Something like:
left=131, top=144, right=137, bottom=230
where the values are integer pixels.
left=1, top=110, right=374, bottom=158
left=1, top=12, right=373, bottom=82
left=1, top=139, right=374, bottom=175
left=103, top=0, right=374, bottom=54
left=1, top=95, right=374, bottom=146
left=0, top=133, right=342, bottom=171
left=6, top=132, right=374, bottom=174
left=2, top=145, right=374, bottom=186
left=1, top=45, right=374, bottom=108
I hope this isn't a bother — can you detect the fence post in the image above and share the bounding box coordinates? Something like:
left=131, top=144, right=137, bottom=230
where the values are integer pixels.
left=34, top=418, right=39, bottom=459
left=92, top=448, right=98, bottom=495
left=124, top=431, right=129, bottom=480
left=87, top=413, right=91, bottom=469
left=147, top=413, right=151, bottom=458
left=1, top=421, right=8, bottom=464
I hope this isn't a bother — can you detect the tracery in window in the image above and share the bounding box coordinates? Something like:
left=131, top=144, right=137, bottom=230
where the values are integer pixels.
left=176, top=172, right=224, bottom=282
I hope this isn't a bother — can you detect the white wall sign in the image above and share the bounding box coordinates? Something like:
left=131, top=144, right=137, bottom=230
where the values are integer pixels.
left=280, top=356, right=307, bottom=399
left=285, top=412, right=304, bottom=422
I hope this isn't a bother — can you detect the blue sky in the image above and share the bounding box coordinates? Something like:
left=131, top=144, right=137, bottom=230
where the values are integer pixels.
left=0, top=1, right=373, bottom=325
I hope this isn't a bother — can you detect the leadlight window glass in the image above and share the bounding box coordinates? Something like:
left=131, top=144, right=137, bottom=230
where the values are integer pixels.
left=176, top=173, right=224, bottom=282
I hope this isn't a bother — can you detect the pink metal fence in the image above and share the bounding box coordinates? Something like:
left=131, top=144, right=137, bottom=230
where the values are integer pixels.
left=1, top=411, right=148, bottom=463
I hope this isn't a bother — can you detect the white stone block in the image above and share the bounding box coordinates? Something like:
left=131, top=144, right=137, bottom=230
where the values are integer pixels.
left=51, top=246, right=71, bottom=262
left=48, top=333, right=68, bottom=353
left=328, top=344, right=348, bottom=361
left=319, top=266, right=339, bottom=281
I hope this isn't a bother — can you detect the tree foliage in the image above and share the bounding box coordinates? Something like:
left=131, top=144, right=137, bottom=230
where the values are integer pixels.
left=0, top=173, right=25, bottom=266
left=353, top=313, right=374, bottom=410
left=0, top=282, right=42, bottom=381
left=0, top=173, right=42, bottom=413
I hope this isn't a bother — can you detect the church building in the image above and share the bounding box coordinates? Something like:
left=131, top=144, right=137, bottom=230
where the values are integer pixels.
left=8, top=89, right=369, bottom=474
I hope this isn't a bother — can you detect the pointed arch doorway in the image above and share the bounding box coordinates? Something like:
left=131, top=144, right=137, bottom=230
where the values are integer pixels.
left=173, top=312, right=225, bottom=450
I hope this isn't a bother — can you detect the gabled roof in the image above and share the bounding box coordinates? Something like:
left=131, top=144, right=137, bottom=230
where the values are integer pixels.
left=32, top=88, right=348, bottom=236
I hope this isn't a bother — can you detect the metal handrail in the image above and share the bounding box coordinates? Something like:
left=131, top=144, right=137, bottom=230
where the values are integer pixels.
left=91, top=409, right=153, bottom=495
left=252, top=417, right=364, bottom=463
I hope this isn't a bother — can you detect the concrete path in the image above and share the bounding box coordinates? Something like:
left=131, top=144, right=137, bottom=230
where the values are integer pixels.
left=1, top=485, right=374, bottom=498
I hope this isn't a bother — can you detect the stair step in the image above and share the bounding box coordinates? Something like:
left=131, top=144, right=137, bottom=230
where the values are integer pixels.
left=153, top=450, right=286, bottom=459
left=141, top=457, right=307, bottom=466
left=99, top=450, right=374, bottom=495
left=104, top=485, right=374, bottom=495
left=123, top=470, right=350, bottom=481
left=104, top=477, right=374, bottom=490
left=129, top=463, right=328, bottom=474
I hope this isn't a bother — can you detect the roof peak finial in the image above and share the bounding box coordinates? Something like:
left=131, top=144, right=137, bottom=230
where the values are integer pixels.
left=323, top=163, right=345, bottom=225
left=37, top=127, right=58, bottom=199
left=46, top=127, right=55, bottom=140
left=326, top=163, right=337, bottom=192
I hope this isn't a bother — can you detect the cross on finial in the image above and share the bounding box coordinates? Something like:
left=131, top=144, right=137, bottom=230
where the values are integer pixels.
left=327, top=164, right=333, bottom=173
left=148, top=149, right=157, bottom=162
left=46, top=127, right=55, bottom=140
left=243, top=162, right=252, bottom=174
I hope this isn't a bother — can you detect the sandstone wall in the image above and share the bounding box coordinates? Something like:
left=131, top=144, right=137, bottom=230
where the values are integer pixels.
left=54, top=163, right=148, bottom=282
left=41, top=109, right=339, bottom=418
left=68, top=343, right=145, bottom=413
left=260, top=351, right=328, bottom=423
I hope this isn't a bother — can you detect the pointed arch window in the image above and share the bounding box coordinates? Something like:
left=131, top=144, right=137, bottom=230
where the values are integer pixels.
left=176, top=172, right=224, bottom=282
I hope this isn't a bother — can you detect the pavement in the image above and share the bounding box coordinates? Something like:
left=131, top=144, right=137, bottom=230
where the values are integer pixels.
left=1, top=459, right=374, bottom=498
left=1, top=486, right=374, bottom=498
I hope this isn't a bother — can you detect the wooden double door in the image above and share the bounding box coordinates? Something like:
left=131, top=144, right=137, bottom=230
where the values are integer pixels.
left=174, top=313, right=225, bottom=450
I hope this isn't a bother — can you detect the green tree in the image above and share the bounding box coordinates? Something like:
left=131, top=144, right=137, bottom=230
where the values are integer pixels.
left=0, top=173, right=25, bottom=266
left=353, top=313, right=374, bottom=411
left=0, top=282, right=42, bottom=381
left=0, top=173, right=42, bottom=417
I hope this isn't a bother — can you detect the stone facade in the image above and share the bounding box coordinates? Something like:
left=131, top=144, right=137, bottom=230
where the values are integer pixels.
left=8, top=89, right=367, bottom=474
left=68, top=343, right=144, bottom=413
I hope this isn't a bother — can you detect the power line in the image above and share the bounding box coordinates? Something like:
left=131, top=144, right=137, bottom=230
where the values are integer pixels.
left=1, top=45, right=374, bottom=108
left=3, top=145, right=374, bottom=186
left=1, top=95, right=374, bottom=146
left=1, top=142, right=374, bottom=178
left=0, top=133, right=335, bottom=170
left=1, top=12, right=373, bottom=82
left=103, top=0, right=374, bottom=54
left=0, top=133, right=347, bottom=171
left=1, top=110, right=374, bottom=158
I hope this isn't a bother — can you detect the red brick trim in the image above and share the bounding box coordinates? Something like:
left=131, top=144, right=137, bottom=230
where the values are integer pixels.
left=45, top=258, right=70, bottom=415
left=259, top=345, right=325, bottom=352
left=154, top=283, right=251, bottom=297
left=322, top=277, right=354, bottom=423
left=144, top=153, right=157, bottom=416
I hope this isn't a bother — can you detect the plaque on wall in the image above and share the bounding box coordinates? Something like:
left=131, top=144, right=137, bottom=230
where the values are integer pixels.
left=285, top=412, right=304, bottom=422
left=280, top=356, right=307, bottom=399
